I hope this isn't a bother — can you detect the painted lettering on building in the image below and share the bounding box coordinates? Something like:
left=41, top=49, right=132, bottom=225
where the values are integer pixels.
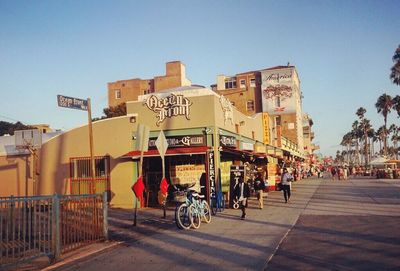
left=219, top=135, right=236, bottom=148
left=208, top=151, right=216, bottom=200
left=265, top=72, right=292, bottom=82
left=145, top=94, right=192, bottom=126
left=148, top=135, right=205, bottom=148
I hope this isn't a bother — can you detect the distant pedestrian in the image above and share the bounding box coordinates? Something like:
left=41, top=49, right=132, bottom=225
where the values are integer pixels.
left=281, top=168, right=293, bottom=203
left=254, top=172, right=266, bottom=209
left=331, top=167, right=337, bottom=180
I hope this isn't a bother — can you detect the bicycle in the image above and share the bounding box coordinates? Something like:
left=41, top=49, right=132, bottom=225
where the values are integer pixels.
left=188, top=189, right=211, bottom=229
left=173, top=183, right=211, bottom=230
left=210, top=191, right=225, bottom=215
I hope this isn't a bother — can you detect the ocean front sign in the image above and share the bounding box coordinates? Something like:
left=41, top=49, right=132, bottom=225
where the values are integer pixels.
left=145, top=94, right=192, bottom=126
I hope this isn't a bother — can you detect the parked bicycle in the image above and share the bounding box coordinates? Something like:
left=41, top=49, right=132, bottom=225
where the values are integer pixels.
left=173, top=183, right=211, bottom=230
left=210, top=191, right=225, bottom=215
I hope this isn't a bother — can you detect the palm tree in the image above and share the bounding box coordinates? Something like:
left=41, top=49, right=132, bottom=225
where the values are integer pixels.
left=375, top=94, right=393, bottom=156
left=393, top=95, right=400, bottom=117
left=351, top=121, right=363, bottom=165
left=389, top=124, right=400, bottom=159
left=341, top=132, right=353, bottom=164
left=376, top=126, right=386, bottom=155
left=356, top=107, right=370, bottom=165
left=390, top=45, right=400, bottom=86
left=368, top=128, right=376, bottom=159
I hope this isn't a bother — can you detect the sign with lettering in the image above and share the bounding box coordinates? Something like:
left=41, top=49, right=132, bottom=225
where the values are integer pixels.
left=219, top=135, right=236, bottom=148
left=144, top=94, right=192, bottom=126
left=57, top=95, right=88, bottom=111
left=262, top=113, right=270, bottom=145
left=148, top=135, right=205, bottom=148
left=208, top=151, right=216, bottom=202
left=229, top=165, right=245, bottom=208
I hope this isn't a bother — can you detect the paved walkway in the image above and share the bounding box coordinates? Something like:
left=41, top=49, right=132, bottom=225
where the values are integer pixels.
left=21, top=177, right=400, bottom=271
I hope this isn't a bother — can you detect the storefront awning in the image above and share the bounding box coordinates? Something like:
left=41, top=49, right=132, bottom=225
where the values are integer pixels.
left=121, top=146, right=210, bottom=159
left=221, top=148, right=268, bottom=162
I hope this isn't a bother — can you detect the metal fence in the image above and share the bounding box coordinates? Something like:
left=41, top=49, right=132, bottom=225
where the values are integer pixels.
left=0, top=193, right=108, bottom=267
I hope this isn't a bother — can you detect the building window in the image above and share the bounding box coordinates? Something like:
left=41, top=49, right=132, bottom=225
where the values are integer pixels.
left=246, top=100, right=255, bottom=111
left=70, top=156, right=111, bottom=196
left=240, top=79, right=246, bottom=88
left=275, top=96, right=281, bottom=107
left=225, top=78, right=237, bottom=89
left=275, top=116, right=281, bottom=126
left=250, top=78, right=256, bottom=87
left=115, top=90, right=121, bottom=99
left=71, top=156, right=110, bottom=178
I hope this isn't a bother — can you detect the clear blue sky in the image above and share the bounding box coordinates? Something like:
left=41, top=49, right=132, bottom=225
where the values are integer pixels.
left=0, top=0, right=399, bottom=157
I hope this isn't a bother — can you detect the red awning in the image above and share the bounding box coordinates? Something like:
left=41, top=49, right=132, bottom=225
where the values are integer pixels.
left=121, top=146, right=210, bottom=159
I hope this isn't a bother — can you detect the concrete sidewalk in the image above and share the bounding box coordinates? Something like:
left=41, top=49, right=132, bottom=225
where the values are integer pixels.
left=21, top=177, right=400, bottom=271
left=49, top=178, right=322, bottom=271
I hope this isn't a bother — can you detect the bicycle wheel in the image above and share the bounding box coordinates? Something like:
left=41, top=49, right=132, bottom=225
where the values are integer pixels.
left=210, top=196, right=217, bottom=215
left=189, top=205, right=201, bottom=229
left=201, top=201, right=212, bottom=224
left=176, top=203, right=192, bottom=230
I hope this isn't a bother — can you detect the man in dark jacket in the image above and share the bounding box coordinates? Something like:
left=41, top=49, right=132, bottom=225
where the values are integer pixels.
left=233, top=177, right=250, bottom=219
left=254, top=172, right=266, bottom=209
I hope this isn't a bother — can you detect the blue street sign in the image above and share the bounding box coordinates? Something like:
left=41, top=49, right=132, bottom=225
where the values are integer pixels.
left=57, top=95, right=88, bottom=111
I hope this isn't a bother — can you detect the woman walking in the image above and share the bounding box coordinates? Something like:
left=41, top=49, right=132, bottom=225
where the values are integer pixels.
left=281, top=168, right=293, bottom=203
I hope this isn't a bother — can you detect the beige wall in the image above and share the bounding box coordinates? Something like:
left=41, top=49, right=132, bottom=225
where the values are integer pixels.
left=0, top=154, right=32, bottom=197
left=128, top=89, right=264, bottom=143
left=38, top=116, right=136, bottom=208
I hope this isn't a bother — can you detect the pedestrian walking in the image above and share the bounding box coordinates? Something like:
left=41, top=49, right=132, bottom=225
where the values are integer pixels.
left=233, top=176, right=250, bottom=219
left=253, top=172, right=266, bottom=209
left=331, top=167, right=337, bottom=180
left=281, top=168, right=293, bottom=203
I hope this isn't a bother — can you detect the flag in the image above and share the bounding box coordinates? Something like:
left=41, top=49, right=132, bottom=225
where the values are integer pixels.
left=159, top=177, right=169, bottom=195
left=131, top=176, right=145, bottom=204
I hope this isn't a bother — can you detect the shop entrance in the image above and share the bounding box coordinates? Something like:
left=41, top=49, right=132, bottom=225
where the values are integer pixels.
left=142, top=154, right=206, bottom=207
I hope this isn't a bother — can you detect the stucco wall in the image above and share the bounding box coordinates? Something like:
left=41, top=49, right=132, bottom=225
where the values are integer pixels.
left=0, top=154, right=32, bottom=197
left=38, top=116, right=136, bottom=207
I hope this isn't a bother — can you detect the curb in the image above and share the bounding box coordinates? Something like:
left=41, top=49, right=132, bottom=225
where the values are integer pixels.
left=41, top=241, right=122, bottom=271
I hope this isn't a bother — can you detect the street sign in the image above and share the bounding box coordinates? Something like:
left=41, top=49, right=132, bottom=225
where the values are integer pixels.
left=135, top=124, right=150, bottom=152
left=57, top=95, right=88, bottom=111
left=155, top=130, right=168, bottom=158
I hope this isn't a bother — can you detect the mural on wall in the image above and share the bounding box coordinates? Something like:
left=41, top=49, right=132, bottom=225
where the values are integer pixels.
left=144, top=93, right=192, bottom=126
left=219, top=95, right=234, bottom=125
left=261, top=70, right=295, bottom=113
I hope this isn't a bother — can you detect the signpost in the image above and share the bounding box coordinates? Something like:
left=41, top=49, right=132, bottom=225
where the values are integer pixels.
left=155, top=130, right=168, bottom=218
left=57, top=95, right=95, bottom=192
left=133, top=124, right=150, bottom=226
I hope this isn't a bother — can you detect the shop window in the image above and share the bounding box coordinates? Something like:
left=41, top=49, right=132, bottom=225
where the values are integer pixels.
left=115, top=90, right=121, bottom=99
left=246, top=100, right=255, bottom=112
left=240, top=79, right=246, bottom=88
left=225, top=78, right=237, bottom=89
left=250, top=78, right=256, bottom=87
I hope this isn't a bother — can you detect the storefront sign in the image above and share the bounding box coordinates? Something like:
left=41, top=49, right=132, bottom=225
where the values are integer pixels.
left=219, top=135, right=236, bottom=148
left=229, top=165, right=245, bottom=208
left=242, top=142, right=254, bottom=151
left=148, top=135, right=205, bottom=148
left=145, top=93, right=192, bottom=126
left=208, top=151, right=216, bottom=200
left=262, top=113, right=270, bottom=145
